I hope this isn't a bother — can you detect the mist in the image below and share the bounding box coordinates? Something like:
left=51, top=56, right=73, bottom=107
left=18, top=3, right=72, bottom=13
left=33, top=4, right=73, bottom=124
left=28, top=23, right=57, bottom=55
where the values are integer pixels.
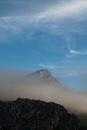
left=0, top=71, right=87, bottom=113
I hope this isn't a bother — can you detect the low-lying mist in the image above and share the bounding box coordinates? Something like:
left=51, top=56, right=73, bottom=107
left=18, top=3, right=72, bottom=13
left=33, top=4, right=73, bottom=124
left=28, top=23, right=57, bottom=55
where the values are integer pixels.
left=0, top=71, right=87, bottom=113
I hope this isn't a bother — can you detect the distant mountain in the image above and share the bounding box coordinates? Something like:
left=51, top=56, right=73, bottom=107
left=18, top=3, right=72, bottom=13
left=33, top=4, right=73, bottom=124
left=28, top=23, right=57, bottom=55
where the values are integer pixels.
left=0, top=98, right=85, bottom=130
left=26, top=69, right=59, bottom=84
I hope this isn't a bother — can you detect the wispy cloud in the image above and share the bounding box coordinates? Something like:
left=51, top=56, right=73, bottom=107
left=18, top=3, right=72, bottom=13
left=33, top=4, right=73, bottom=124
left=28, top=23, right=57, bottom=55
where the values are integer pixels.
left=67, top=40, right=87, bottom=56
left=39, top=64, right=87, bottom=77
left=0, top=0, right=87, bottom=43
left=39, top=64, right=57, bottom=69
left=38, top=0, right=87, bottom=21
left=0, top=0, right=87, bottom=30
left=69, top=49, right=87, bottom=55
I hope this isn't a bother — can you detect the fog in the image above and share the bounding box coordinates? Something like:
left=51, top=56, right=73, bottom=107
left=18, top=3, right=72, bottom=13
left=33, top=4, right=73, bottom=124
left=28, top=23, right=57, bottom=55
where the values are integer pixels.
left=0, top=71, right=87, bottom=113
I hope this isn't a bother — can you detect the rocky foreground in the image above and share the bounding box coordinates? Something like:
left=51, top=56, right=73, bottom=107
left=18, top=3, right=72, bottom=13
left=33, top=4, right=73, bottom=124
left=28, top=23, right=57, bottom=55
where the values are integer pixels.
left=0, top=98, right=85, bottom=130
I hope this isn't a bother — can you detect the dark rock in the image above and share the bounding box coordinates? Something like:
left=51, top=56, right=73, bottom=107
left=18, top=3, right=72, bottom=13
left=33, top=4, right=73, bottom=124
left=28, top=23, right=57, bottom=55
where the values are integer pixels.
left=0, top=98, right=84, bottom=130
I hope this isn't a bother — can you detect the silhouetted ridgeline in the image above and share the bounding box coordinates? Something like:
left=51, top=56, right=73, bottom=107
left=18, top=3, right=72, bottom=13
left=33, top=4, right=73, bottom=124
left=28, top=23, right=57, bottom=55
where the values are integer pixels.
left=0, top=98, right=85, bottom=130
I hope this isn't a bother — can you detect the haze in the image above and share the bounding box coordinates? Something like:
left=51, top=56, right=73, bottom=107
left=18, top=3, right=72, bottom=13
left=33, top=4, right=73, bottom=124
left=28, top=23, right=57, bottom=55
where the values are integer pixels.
left=0, top=71, right=87, bottom=113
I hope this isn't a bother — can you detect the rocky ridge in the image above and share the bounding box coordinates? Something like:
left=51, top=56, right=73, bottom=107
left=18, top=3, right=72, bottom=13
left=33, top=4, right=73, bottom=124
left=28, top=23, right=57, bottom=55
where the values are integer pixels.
left=0, top=98, right=85, bottom=130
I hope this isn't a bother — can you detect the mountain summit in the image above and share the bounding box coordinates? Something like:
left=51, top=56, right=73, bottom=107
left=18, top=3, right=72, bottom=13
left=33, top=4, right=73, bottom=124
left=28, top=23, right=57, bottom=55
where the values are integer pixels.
left=27, top=69, right=59, bottom=84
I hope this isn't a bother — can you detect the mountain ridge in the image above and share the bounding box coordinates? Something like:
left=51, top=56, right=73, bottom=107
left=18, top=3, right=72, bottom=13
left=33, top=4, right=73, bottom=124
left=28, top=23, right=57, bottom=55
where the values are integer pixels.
left=0, top=98, right=85, bottom=130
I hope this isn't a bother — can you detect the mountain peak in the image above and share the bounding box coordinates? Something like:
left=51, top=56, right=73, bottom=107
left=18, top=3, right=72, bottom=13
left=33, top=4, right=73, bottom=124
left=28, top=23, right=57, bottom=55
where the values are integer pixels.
left=34, top=69, right=50, bottom=76
left=30, top=69, right=59, bottom=83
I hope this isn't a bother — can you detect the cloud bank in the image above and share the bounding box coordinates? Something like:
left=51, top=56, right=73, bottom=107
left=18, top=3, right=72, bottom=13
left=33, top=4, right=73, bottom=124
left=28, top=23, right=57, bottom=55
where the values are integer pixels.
left=0, top=71, right=87, bottom=113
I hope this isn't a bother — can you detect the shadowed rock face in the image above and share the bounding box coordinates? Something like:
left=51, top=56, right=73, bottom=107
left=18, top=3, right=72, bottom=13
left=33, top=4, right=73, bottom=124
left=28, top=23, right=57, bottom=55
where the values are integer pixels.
left=0, top=98, right=84, bottom=130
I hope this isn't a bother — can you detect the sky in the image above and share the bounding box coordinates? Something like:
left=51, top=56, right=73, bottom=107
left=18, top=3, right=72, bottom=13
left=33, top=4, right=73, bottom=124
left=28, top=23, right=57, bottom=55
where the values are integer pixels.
left=0, top=0, right=87, bottom=90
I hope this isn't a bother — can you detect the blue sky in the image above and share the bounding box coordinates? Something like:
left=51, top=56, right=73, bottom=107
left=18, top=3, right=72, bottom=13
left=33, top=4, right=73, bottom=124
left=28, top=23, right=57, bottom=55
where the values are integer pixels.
left=0, top=0, right=87, bottom=90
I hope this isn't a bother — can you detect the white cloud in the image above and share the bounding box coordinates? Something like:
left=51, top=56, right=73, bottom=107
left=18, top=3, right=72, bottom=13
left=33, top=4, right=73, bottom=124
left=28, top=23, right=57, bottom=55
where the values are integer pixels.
left=67, top=40, right=87, bottom=55
left=0, top=0, right=87, bottom=43
left=0, top=0, right=87, bottom=27
left=69, top=49, right=87, bottom=55
left=39, top=64, right=57, bottom=69
left=38, top=0, right=87, bottom=21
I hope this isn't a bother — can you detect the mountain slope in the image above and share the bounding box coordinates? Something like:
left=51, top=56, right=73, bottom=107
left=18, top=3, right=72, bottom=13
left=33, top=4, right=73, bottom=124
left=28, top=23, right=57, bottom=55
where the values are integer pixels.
left=0, top=98, right=84, bottom=130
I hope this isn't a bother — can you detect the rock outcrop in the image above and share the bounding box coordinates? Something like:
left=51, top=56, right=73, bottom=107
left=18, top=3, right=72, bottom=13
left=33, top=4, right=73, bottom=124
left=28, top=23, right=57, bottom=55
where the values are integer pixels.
left=0, top=98, right=84, bottom=130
